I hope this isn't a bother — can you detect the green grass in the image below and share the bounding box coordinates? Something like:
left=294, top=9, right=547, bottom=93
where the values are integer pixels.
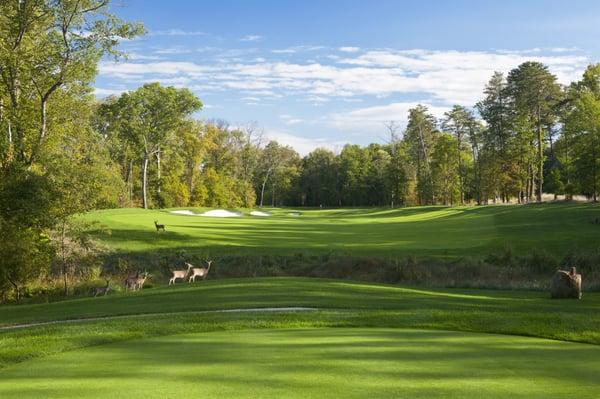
left=2, top=327, right=599, bottom=399
left=2, top=278, right=600, bottom=397
left=82, top=203, right=600, bottom=257
left=1, top=278, right=599, bottom=364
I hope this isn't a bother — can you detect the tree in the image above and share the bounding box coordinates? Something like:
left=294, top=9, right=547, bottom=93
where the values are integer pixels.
left=0, top=167, right=55, bottom=301
left=506, top=62, right=561, bottom=202
left=0, top=0, right=143, bottom=168
left=431, top=134, right=460, bottom=205
left=299, top=148, right=339, bottom=206
left=339, top=144, right=370, bottom=206
left=559, top=64, right=600, bottom=202
left=477, top=72, right=514, bottom=202
left=404, top=105, right=439, bottom=204
left=0, top=220, right=53, bottom=301
left=255, top=141, right=299, bottom=207
left=383, top=121, right=406, bottom=207
left=102, top=83, right=202, bottom=208
left=442, top=105, right=477, bottom=204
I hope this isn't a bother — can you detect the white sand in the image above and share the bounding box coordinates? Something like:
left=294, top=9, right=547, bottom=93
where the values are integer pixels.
left=289, top=212, right=300, bottom=217
left=200, top=209, right=242, bottom=217
left=250, top=210, right=271, bottom=217
left=170, top=210, right=197, bottom=216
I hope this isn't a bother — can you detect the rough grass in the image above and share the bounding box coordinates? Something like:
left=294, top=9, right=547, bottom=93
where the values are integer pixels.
left=2, top=327, right=600, bottom=399
left=82, top=203, right=600, bottom=257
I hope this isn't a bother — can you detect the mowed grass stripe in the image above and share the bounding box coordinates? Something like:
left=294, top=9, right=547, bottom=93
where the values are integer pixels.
left=1, top=328, right=599, bottom=399
left=82, top=203, right=600, bottom=256
left=1, top=278, right=599, bottom=344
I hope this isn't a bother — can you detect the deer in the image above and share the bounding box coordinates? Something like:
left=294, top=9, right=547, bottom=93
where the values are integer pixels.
left=188, top=260, right=213, bottom=283
left=124, top=271, right=140, bottom=292
left=92, top=279, right=111, bottom=297
left=154, top=221, right=166, bottom=232
left=169, top=263, right=193, bottom=285
left=133, top=271, right=150, bottom=291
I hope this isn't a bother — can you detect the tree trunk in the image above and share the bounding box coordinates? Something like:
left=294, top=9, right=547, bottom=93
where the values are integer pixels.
left=594, top=133, right=598, bottom=203
left=7, top=277, right=20, bottom=302
left=156, top=146, right=161, bottom=194
left=456, top=129, right=464, bottom=205
left=187, top=164, right=194, bottom=202
left=537, top=116, right=544, bottom=202
left=60, top=223, right=68, bottom=296
left=128, top=160, right=133, bottom=203
left=142, top=156, right=149, bottom=209
left=260, top=179, right=267, bottom=207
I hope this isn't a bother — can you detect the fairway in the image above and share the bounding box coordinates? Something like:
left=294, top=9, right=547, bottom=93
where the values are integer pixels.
left=2, top=278, right=600, bottom=398
left=1, top=328, right=599, bottom=399
left=84, top=203, right=600, bottom=256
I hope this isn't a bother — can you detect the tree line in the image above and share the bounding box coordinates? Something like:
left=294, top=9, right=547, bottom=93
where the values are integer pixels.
left=2, top=0, right=600, bottom=300
left=96, top=62, right=600, bottom=209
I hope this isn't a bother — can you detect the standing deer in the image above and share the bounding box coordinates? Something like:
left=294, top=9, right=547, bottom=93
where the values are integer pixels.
left=92, top=279, right=111, bottom=297
left=154, top=221, right=166, bottom=232
left=169, top=263, right=193, bottom=285
left=133, top=271, right=150, bottom=291
left=188, top=260, right=213, bottom=283
left=124, top=271, right=140, bottom=292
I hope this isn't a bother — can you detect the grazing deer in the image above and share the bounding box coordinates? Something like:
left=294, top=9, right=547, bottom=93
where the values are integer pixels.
left=169, top=263, right=193, bottom=285
left=133, top=271, right=150, bottom=291
left=154, top=221, right=166, bottom=232
left=188, top=260, right=213, bottom=283
left=92, top=279, right=111, bottom=297
left=124, top=271, right=140, bottom=292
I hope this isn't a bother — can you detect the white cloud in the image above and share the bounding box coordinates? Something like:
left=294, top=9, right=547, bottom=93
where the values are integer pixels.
left=339, top=46, right=360, bottom=53
left=265, top=129, right=347, bottom=155
left=150, top=29, right=207, bottom=36
left=99, top=61, right=210, bottom=77
left=98, top=48, right=589, bottom=116
left=327, top=101, right=449, bottom=135
left=280, top=114, right=303, bottom=125
left=154, top=47, right=194, bottom=55
left=127, top=53, right=163, bottom=60
left=94, top=87, right=127, bottom=97
left=271, top=45, right=326, bottom=54
left=241, top=34, right=262, bottom=42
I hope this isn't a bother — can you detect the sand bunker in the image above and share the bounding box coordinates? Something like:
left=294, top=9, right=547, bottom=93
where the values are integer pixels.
left=250, top=210, right=271, bottom=217
left=200, top=209, right=242, bottom=217
left=289, top=212, right=300, bottom=217
left=170, top=210, right=197, bottom=216
left=170, top=209, right=242, bottom=217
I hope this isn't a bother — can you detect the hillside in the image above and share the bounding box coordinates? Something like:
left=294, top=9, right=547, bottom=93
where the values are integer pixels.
left=83, top=203, right=600, bottom=257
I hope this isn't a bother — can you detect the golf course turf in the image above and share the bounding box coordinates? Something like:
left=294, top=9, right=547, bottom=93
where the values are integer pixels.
left=3, top=204, right=600, bottom=397
left=1, top=277, right=600, bottom=397
left=1, top=328, right=599, bottom=399
left=82, top=203, right=600, bottom=256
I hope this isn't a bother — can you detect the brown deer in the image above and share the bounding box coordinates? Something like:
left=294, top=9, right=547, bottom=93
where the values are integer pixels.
left=124, top=271, right=140, bottom=292
left=154, top=221, right=166, bottom=232
left=169, top=263, right=193, bottom=285
left=188, top=260, right=213, bottom=283
left=92, top=279, right=111, bottom=297
left=133, top=271, right=150, bottom=291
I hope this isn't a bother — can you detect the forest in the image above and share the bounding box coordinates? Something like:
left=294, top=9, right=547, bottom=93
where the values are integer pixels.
left=2, top=0, right=600, bottom=300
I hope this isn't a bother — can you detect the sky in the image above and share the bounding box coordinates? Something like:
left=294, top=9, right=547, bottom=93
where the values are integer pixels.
left=96, top=0, right=600, bottom=154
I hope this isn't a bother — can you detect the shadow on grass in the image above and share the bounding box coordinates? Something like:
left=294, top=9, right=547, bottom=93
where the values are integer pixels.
left=1, top=328, right=599, bottom=399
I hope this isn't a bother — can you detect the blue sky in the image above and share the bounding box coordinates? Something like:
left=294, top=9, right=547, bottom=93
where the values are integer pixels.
left=96, top=0, right=600, bottom=154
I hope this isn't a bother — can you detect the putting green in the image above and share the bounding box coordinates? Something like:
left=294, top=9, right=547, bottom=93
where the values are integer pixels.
left=1, top=328, right=598, bottom=398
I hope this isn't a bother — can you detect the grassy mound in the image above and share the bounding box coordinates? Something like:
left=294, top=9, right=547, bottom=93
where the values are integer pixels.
left=2, top=328, right=599, bottom=398
left=1, top=278, right=599, bottom=370
left=83, top=203, right=600, bottom=257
